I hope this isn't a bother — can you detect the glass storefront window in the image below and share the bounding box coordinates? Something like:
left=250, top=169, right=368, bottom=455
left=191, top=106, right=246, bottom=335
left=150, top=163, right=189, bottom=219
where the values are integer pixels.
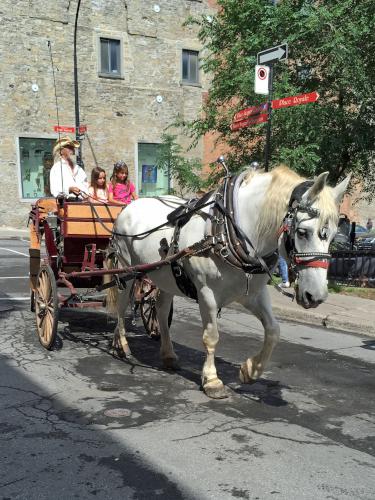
left=138, top=143, right=169, bottom=197
left=19, top=137, right=55, bottom=199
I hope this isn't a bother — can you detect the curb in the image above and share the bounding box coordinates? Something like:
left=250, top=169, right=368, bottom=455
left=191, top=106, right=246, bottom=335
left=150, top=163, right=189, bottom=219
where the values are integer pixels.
left=231, top=302, right=375, bottom=338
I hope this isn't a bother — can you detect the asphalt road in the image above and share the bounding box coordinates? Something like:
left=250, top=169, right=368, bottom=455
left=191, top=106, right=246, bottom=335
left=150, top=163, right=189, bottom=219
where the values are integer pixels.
left=1, top=238, right=375, bottom=499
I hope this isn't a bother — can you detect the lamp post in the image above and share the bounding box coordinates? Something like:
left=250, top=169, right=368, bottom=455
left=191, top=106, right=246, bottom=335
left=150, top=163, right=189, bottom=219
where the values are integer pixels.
left=73, top=0, right=83, bottom=166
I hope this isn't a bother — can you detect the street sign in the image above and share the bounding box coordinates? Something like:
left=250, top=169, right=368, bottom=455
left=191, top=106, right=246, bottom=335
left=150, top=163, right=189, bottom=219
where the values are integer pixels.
left=233, top=102, right=269, bottom=122
left=230, top=113, right=268, bottom=131
left=54, top=125, right=75, bottom=133
left=53, top=125, right=87, bottom=134
left=257, top=43, right=288, bottom=65
left=254, top=65, right=270, bottom=95
left=272, top=91, right=319, bottom=110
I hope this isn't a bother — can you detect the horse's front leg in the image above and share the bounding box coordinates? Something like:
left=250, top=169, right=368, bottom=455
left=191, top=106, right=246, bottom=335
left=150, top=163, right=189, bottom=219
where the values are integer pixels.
left=112, top=286, right=132, bottom=358
left=238, top=285, right=280, bottom=384
left=155, top=290, right=179, bottom=370
left=199, top=287, right=228, bottom=399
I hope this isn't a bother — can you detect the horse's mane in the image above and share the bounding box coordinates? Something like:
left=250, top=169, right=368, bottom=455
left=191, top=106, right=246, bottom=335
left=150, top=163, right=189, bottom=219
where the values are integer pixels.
left=244, top=165, right=339, bottom=241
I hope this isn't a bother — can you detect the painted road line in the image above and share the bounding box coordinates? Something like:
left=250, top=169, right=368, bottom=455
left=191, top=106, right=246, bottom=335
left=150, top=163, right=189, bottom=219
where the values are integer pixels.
left=0, top=248, right=29, bottom=257
left=0, top=296, right=30, bottom=301
left=0, top=276, right=29, bottom=279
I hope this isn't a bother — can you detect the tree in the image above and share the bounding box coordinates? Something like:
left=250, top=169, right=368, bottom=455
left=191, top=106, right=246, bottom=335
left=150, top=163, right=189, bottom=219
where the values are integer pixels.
left=155, top=134, right=206, bottom=197
left=185, top=0, right=375, bottom=197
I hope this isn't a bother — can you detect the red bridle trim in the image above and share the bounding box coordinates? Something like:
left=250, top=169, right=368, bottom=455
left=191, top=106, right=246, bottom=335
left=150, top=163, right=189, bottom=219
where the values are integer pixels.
left=277, top=224, right=289, bottom=238
left=294, top=258, right=329, bottom=269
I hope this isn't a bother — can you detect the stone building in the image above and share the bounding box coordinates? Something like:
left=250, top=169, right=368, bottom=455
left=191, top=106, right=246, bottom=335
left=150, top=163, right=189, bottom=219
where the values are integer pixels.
left=0, top=0, right=216, bottom=228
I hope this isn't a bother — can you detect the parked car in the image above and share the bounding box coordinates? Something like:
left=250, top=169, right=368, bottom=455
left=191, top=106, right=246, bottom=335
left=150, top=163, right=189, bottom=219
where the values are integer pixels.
left=356, top=231, right=375, bottom=250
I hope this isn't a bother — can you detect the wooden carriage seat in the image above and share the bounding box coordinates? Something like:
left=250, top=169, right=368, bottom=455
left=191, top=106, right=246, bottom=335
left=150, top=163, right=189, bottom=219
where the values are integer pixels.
left=62, top=202, right=123, bottom=238
left=61, top=202, right=123, bottom=267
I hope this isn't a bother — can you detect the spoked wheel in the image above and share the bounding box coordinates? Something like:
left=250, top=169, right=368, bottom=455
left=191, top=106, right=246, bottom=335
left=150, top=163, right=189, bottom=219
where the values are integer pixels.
left=140, top=294, right=161, bottom=341
left=35, top=264, right=58, bottom=350
left=139, top=284, right=174, bottom=341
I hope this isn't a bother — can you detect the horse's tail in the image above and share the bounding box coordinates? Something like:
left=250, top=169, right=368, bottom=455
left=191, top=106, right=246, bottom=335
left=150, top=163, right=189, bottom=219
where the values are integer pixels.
left=104, top=253, right=118, bottom=315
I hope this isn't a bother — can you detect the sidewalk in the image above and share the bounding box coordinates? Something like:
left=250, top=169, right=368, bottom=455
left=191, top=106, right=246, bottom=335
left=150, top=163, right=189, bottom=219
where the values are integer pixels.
left=266, top=285, right=375, bottom=337
left=0, top=226, right=374, bottom=337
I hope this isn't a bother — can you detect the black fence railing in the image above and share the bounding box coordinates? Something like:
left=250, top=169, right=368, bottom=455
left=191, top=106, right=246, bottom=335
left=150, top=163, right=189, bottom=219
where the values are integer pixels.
left=328, top=249, right=375, bottom=287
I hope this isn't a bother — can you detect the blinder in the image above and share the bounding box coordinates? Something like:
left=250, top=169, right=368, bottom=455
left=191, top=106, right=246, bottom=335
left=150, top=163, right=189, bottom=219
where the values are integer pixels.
left=280, top=181, right=331, bottom=271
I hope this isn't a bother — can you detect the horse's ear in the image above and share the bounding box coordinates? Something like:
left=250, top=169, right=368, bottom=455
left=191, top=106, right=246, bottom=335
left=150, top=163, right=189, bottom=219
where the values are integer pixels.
left=302, top=171, right=329, bottom=203
left=332, top=174, right=351, bottom=204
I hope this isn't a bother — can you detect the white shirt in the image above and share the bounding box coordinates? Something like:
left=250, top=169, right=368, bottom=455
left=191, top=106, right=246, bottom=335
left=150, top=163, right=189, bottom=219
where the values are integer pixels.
left=49, top=158, right=88, bottom=198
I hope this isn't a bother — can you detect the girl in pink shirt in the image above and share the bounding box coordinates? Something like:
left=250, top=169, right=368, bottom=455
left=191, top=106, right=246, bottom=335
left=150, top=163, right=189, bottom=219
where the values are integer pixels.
left=108, top=161, right=138, bottom=206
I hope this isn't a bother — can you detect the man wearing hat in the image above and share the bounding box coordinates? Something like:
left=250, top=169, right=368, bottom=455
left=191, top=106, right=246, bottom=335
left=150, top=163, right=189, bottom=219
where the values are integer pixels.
left=49, top=136, right=88, bottom=199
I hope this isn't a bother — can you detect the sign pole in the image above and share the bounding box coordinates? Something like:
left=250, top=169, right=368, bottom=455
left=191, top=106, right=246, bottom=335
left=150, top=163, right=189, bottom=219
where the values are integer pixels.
left=73, top=0, right=83, bottom=167
left=264, top=64, right=274, bottom=172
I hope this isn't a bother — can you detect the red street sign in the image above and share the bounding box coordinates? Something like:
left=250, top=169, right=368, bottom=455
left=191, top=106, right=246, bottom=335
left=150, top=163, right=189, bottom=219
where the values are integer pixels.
left=233, top=103, right=269, bottom=122
left=53, top=125, right=87, bottom=134
left=230, top=113, right=268, bottom=131
left=272, top=91, right=319, bottom=110
left=54, top=125, right=75, bottom=133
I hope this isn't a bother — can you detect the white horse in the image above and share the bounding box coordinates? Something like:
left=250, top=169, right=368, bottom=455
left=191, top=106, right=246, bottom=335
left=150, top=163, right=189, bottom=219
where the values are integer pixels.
left=106, top=165, right=350, bottom=399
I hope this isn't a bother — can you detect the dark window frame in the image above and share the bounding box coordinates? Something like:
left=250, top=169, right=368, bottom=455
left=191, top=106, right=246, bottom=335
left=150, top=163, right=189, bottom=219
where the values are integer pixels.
left=98, top=37, right=123, bottom=79
left=181, top=49, right=200, bottom=86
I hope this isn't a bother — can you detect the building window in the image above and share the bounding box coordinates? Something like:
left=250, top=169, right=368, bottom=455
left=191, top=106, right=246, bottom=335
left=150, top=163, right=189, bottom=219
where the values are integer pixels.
left=99, top=37, right=121, bottom=77
left=18, top=137, right=55, bottom=199
left=182, top=49, right=199, bottom=85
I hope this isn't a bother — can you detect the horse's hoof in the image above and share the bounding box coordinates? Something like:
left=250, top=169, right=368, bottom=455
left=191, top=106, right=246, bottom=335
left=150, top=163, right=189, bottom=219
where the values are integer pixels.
left=203, top=380, right=228, bottom=399
left=163, top=357, right=180, bottom=371
left=239, top=362, right=257, bottom=385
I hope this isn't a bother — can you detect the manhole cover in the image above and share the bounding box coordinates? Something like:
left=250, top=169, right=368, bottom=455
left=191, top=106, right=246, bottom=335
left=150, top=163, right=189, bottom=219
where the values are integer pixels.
left=104, top=408, right=131, bottom=418
left=98, top=383, right=120, bottom=392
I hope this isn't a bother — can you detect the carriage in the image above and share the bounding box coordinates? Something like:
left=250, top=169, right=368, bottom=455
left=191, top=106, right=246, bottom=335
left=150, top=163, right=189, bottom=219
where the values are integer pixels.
left=29, top=197, right=164, bottom=350
left=28, top=166, right=350, bottom=399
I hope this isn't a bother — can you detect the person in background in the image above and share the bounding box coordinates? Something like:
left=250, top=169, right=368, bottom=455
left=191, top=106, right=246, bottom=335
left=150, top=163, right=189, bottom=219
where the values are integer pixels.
left=108, top=161, right=138, bottom=206
left=366, top=218, right=373, bottom=232
left=49, top=136, right=88, bottom=199
left=279, top=255, right=290, bottom=288
left=88, top=166, right=108, bottom=203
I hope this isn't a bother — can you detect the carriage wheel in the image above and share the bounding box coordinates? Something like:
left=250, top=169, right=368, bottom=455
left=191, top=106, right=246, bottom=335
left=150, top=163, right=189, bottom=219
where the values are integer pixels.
left=140, top=294, right=173, bottom=341
left=140, top=295, right=160, bottom=340
left=35, top=265, right=58, bottom=350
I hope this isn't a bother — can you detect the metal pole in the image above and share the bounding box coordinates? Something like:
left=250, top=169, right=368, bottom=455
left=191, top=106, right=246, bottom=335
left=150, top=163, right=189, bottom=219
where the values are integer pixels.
left=73, top=0, right=83, bottom=167
left=264, top=64, right=274, bottom=172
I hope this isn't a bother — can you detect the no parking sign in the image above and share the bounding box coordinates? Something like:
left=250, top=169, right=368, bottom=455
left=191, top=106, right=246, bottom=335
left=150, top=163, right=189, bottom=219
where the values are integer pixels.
left=254, top=65, right=270, bottom=95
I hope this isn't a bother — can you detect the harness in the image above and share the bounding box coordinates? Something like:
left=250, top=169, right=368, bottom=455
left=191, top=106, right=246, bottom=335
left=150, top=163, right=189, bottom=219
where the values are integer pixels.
left=92, top=170, right=331, bottom=301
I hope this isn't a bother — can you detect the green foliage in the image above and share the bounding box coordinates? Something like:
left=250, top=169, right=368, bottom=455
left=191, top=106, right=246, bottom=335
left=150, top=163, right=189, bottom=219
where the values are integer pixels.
left=185, top=0, right=375, bottom=196
left=155, top=134, right=206, bottom=197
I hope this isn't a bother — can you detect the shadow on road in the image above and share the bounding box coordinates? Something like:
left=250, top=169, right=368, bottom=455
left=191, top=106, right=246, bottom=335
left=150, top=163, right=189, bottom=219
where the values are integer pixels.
left=59, top=310, right=289, bottom=409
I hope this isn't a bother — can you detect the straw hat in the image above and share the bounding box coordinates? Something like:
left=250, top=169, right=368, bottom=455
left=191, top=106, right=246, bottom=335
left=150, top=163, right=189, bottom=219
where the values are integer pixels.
left=53, top=136, right=80, bottom=157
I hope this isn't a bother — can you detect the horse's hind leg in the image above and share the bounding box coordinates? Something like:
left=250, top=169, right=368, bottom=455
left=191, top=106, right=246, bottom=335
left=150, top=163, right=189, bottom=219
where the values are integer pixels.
left=112, top=285, right=133, bottom=359
left=239, top=285, right=280, bottom=384
left=199, top=288, right=228, bottom=399
left=155, top=290, right=179, bottom=370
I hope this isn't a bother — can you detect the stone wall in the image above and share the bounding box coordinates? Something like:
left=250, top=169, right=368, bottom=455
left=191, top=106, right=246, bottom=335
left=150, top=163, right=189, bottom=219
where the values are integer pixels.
left=0, top=0, right=213, bottom=227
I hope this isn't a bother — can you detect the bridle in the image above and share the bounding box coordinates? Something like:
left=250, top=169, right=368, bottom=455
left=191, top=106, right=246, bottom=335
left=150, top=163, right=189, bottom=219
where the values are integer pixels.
left=278, top=181, right=331, bottom=272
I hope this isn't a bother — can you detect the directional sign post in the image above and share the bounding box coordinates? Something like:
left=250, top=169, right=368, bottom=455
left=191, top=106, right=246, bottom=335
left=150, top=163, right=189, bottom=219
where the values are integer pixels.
left=257, top=43, right=288, bottom=65
left=230, top=113, right=268, bottom=131
left=256, top=43, right=288, bottom=171
left=272, top=91, right=319, bottom=110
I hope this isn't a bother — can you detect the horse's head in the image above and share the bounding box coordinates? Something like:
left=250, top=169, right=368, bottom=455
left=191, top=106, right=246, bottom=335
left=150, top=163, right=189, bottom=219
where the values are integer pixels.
left=281, top=172, right=350, bottom=309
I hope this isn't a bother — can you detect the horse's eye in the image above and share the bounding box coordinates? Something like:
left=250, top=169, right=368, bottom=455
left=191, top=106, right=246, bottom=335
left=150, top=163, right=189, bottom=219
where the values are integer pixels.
left=296, top=228, right=308, bottom=238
